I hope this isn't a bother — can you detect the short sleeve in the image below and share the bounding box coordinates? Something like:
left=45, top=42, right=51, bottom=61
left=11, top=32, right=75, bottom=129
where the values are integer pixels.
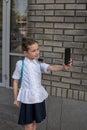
left=12, top=60, right=22, bottom=80
left=40, top=62, right=50, bottom=73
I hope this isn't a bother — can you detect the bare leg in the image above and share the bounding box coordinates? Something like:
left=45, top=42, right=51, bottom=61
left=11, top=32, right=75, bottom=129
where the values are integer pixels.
left=24, top=121, right=36, bottom=130
left=24, top=123, right=33, bottom=130
left=33, top=121, right=36, bottom=130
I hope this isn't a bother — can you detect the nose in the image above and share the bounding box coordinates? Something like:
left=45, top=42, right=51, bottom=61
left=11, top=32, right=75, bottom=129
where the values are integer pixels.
left=37, top=49, right=39, bottom=54
left=35, top=50, right=39, bottom=57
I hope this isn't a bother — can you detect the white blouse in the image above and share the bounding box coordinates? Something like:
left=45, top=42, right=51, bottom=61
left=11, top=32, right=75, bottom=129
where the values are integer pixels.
left=12, top=57, right=49, bottom=104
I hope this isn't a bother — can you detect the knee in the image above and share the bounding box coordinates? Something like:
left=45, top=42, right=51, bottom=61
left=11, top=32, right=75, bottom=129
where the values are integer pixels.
left=25, top=123, right=33, bottom=130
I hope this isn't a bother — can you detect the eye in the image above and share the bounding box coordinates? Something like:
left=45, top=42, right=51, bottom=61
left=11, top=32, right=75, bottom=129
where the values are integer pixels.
left=37, top=48, right=39, bottom=51
left=32, top=50, right=35, bottom=52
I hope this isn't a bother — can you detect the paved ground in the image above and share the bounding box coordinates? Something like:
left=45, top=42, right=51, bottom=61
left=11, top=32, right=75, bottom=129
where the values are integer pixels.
left=0, top=87, right=87, bottom=130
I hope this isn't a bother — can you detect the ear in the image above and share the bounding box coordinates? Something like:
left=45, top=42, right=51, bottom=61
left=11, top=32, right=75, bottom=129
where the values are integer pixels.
left=24, top=51, right=28, bottom=56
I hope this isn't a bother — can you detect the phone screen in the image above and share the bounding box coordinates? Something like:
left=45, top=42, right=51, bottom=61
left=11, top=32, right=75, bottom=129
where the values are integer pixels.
left=64, top=48, right=71, bottom=65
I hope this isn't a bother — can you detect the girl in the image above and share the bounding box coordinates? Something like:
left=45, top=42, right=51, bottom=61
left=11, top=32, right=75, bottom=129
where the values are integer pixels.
left=12, top=37, right=72, bottom=130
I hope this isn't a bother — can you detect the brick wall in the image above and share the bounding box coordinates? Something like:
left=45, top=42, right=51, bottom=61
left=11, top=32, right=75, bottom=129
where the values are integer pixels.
left=27, top=0, right=87, bottom=101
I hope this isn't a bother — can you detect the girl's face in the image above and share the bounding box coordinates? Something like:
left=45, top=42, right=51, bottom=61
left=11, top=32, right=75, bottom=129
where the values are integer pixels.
left=24, top=42, right=40, bottom=60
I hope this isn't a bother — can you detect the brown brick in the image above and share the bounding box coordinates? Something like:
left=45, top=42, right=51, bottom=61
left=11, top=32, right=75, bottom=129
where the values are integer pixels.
left=73, top=90, right=79, bottom=100
left=45, top=29, right=63, bottom=35
left=29, top=5, right=44, bottom=10
left=71, top=84, right=86, bottom=91
left=65, top=17, right=85, bottom=23
left=44, top=40, right=62, bottom=47
left=35, top=34, right=53, bottom=40
left=63, top=42, right=83, bottom=48
left=76, top=11, right=87, bottom=16
left=68, top=89, right=73, bottom=99
left=75, top=24, right=87, bottom=29
left=36, top=22, right=53, bottom=28
left=45, top=17, right=64, bottom=22
left=54, top=35, right=73, bottom=42
left=62, top=77, right=80, bottom=84
left=52, top=71, right=71, bottom=77
left=85, top=92, right=87, bottom=101
left=42, top=80, right=51, bottom=86
left=28, top=0, right=36, bottom=3
left=65, top=4, right=86, bottom=9
left=56, top=0, right=75, bottom=3
left=55, top=10, right=74, bottom=16
left=45, top=86, right=51, bottom=95
left=82, top=80, right=87, bottom=86
left=57, top=88, right=62, bottom=97
left=52, top=87, right=56, bottom=96
left=84, top=56, right=87, bottom=61
left=72, top=73, right=87, bottom=79
left=28, top=28, right=43, bottom=34
left=77, top=0, right=87, bottom=3
left=79, top=91, right=84, bottom=101
left=75, top=36, right=87, bottom=42
left=43, top=74, right=61, bottom=81
left=53, top=47, right=64, bottom=53
left=70, top=66, right=81, bottom=73
left=55, top=23, right=74, bottom=29
left=40, top=45, right=52, bottom=51
left=73, top=60, right=85, bottom=67
left=29, top=16, right=44, bottom=22
left=45, top=4, right=64, bottom=9
left=44, top=52, right=62, bottom=58
left=62, top=89, right=67, bottom=98
left=73, top=48, right=87, bottom=55
left=64, top=30, right=85, bottom=35
left=72, top=54, right=82, bottom=61
left=36, top=10, right=54, bottom=16
left=36, top=0, right=54, bottom=3
left=52, top=81, right=70, bottom=88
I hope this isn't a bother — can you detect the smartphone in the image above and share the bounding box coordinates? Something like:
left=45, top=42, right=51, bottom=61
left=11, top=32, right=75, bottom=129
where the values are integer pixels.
left=64, top=48, right=71, bottom=65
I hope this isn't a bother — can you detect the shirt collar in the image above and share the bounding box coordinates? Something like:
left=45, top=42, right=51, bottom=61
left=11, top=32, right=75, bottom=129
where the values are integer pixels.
left=24, top=57, right=37, bottom=64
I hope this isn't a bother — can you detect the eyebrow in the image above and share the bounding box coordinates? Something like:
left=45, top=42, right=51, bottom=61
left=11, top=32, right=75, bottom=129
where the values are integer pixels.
left=31, top=47, right=39, bottom=52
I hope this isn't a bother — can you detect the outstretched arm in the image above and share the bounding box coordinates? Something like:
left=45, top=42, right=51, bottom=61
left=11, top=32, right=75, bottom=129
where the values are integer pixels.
left=47, top=59, right=72, bottom=71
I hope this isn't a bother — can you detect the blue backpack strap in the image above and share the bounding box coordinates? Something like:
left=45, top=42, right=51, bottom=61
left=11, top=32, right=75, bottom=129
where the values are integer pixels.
left=20, top=59, right=24, bottom=87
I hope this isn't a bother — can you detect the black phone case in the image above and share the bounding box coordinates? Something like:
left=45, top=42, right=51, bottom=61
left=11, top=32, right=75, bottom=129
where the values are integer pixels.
left=64, top=48, right=71, bottom=65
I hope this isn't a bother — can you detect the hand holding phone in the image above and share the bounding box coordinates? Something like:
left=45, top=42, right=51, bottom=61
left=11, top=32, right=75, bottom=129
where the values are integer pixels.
left=64, top=48, right=71, bottom=65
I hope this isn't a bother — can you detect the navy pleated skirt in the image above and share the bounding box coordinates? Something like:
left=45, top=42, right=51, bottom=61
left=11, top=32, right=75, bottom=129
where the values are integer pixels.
left=18, top=100, right=46, bottom=125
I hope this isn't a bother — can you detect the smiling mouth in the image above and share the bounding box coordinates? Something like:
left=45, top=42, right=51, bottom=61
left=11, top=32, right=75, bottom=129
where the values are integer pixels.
left=35, top=55, right=39, bottom=59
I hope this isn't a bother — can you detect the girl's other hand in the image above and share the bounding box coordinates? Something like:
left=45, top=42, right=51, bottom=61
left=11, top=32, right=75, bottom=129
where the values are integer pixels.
left=14, top=100, right=20, bottom=107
